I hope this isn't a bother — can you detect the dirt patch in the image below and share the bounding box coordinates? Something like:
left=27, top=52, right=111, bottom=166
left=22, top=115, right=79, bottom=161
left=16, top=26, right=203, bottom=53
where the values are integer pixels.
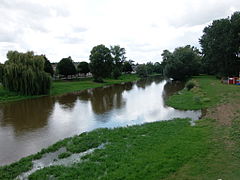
left=205, top=101, right=240, bottom=126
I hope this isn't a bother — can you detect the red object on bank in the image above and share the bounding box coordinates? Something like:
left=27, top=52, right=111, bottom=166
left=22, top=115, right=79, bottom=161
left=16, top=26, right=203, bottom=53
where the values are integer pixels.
left=228, top=78, right=234, bottom=84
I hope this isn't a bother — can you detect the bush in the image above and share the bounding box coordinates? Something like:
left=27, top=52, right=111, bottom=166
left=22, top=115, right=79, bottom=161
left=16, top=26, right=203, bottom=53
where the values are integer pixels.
left=185, top=81, right=195, bottom=91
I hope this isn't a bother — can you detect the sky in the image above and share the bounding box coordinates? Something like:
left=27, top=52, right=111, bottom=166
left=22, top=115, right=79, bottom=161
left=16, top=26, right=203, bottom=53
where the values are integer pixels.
left=0, top=0, right=239, bottom=63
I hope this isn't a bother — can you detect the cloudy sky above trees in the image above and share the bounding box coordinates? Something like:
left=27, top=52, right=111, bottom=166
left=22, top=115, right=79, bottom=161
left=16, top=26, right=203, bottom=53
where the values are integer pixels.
left=0, top=0, right=239, bottom=63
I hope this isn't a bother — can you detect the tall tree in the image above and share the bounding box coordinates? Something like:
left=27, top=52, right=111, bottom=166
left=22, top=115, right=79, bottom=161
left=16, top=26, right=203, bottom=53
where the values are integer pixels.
left=110, top=45, right=126, bottom=67
left=43, top=56, right=54, bottom=77
left=89, top=44, right=113, bottom=82
left=153, top=62, right=162, bottom=74
left=110, top=45, right=126, bottom=79
left=57, top=56, right=76, bottom=78
left=162, top=45, right=201, bottom=80
left=122, top=61, right=133, bottom=73
left=2, top=51, right=51, bottom=95
left=199, top=11, right=240, bottom=76
left=77, top=61, right=90, bottom=76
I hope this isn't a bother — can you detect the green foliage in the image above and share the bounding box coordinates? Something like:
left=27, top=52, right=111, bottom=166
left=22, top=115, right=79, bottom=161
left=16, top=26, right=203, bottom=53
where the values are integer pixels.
left=2, top=51, right=51, bottom=95
left=199, top=11, right=240, bottom=77
left=185, top=81, right=195, bottom=91
left=77, top=61, right=90, bottom=75
left=112, top=67, right=121, bottom=79
left=58, top=152, right=71, bottom=159
left=110, top=45, right=126, bottom=68
left=162, top=45, right=202, bottom=80
left=89, top=44, right=113, bottom=82
left=0, top=63, right=4, bottom=83
left=0, top=157, right=33, bottom=179
left=145, top=62, right=155, bottom=75
left=43, top=56, right=54, bottom=77
left=57, top=57, right=76, bottom=77
left=110, top=45, right=126, bottom=79
left=122, top=60, right=133, bottom=73
left=153, top=62, right=162, bottom=74
left=136, top=64, right=148, bottom=78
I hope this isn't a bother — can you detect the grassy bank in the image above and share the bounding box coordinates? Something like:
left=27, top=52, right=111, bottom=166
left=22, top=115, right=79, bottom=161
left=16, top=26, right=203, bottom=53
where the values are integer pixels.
left=1, top=75, right=240, bottom=179
left=166, top=75, right=240, bottom=110
left=0, top=74, right=139, bottom=103
left=0, top=118, right=211, bottom=180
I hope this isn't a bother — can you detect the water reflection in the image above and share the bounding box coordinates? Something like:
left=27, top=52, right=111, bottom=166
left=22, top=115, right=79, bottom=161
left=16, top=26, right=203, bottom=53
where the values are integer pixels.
left=0, top=97, right=54, bottom=135
left=57, top=94, right=78, bottom=110
left=162, top=81, right=185, bottom=101
left=79, top=83, right=132, bottom=114
left=0, top=77, right=201, bottom=166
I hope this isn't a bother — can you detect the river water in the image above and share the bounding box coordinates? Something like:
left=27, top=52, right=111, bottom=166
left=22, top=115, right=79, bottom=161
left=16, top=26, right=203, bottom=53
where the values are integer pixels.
left=0, top=76, right=201, bottom=166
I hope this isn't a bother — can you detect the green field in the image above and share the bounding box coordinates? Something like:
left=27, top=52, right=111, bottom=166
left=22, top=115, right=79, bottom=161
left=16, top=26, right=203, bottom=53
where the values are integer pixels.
left=0, top=74, right=139, bottom=103
left=1, top=75, right=240, bottom=179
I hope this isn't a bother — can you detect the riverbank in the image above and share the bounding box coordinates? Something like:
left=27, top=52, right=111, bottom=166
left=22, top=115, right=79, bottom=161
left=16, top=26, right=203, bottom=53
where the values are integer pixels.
left=166, top=75, right=240, bottom=110
left=0, top=74, right=139, bottom=103
left=1, top=75, right=240, bottom=179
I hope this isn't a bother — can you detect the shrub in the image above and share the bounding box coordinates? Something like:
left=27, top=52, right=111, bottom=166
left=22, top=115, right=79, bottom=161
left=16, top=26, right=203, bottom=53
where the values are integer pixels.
left=185, top=81, right=195, bottom=91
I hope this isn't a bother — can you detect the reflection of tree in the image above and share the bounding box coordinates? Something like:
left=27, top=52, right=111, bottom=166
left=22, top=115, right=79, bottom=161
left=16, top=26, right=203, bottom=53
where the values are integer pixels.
left=78, top=82, right=133, bottom=115
left=0, top=97, right=54, bottom=135
left=152, top=75, right=163, bottom=84
left=162, top=81, right=185, bottom=101
left=136, top=78, right=153, bottom=89
left=57, top=94, right=78, bottom=110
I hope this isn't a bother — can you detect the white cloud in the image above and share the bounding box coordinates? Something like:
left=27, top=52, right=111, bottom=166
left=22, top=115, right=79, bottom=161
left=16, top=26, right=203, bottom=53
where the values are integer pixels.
left=0, top=0, right=239, bottom=63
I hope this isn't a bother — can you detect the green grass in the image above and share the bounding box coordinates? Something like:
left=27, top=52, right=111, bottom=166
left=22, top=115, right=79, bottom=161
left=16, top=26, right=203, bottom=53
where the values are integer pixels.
left=166, top=75, right=240, bottom=110
left=0, top=118, right=212, bottom=180
left=0, top=74, right=139, bottom=103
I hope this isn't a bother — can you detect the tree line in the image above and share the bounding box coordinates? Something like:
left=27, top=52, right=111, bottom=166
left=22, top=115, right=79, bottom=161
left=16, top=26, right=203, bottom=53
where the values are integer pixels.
left=159, top=11, right=240, bottom=80
left=0, top=11, right=239, bottom=95
left=0, top=45, right=135, bottom=95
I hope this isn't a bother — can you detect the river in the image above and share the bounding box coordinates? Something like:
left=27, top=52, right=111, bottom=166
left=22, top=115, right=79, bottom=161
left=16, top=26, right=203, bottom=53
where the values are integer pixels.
left=0, top=76, right=201, bottom=165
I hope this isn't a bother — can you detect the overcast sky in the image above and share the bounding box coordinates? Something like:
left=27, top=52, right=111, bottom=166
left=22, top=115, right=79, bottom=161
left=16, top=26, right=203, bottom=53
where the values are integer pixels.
left=0, top=0, right=239, bottom=63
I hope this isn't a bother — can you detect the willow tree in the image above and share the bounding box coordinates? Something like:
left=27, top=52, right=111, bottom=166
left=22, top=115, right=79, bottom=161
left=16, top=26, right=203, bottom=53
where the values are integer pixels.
left=2, top=51, right=52, bottom=95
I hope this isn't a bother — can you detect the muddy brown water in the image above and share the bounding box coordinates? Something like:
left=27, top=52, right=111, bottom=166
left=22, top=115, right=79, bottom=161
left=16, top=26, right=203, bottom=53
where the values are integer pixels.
left=0, top=76, right=201, bottom=166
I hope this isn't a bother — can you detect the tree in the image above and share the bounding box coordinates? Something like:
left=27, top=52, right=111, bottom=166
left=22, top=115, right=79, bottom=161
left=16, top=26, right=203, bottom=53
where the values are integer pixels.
left=122, top=61, right=133, bottom=73
left=161, top=50, right=173, bottom=69
left=153, top=62, right=162, bottom=74
left=43, top=56, right=54, bottom=77
left=0, top=63, right=4, bottom=83
left=110, top=45, right=126, bottom=79
left=2, top=51, right=51, bottom=95
left=136, top=64, right=148, bottom=78
left=77, top=61, right=90, bottom=76
left=199, top=11, right=240, bottom=77
left=89, top=44, right=113, bottom=82
left=162, top=45, right=202, bottom=80
left=57, top=56, right=76, bottom=78
left=146, top=62, right=155, bottom=75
